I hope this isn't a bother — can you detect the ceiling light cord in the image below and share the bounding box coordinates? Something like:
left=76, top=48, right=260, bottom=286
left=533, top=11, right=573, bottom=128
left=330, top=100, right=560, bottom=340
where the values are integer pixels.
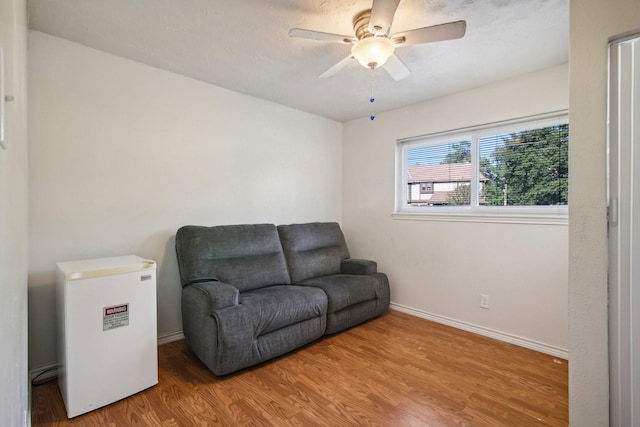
left=370, top=68, right=376, bottom=121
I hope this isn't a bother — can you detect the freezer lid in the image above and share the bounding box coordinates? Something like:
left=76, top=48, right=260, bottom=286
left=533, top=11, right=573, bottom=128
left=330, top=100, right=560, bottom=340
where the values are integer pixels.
left=57, top=255, right=156, bottom=281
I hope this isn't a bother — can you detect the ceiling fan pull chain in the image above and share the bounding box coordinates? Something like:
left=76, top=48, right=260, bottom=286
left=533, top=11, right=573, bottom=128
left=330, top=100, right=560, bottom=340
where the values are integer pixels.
left=370, top=68, right=376, bottom=121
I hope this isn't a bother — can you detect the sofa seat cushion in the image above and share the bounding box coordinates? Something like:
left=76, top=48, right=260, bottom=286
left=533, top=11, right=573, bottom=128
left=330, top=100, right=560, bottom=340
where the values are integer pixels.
left=298, top=274, right=380, bottom=314
left=239, top=285, right=327, bottom=337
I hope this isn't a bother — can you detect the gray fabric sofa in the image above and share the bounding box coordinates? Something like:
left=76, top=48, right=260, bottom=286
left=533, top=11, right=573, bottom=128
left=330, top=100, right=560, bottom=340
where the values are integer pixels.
left=175, top=222, right=390, bottom=376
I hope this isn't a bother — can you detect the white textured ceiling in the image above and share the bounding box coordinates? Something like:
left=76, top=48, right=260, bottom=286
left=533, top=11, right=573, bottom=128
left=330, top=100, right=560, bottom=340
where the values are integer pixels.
left=27, top=0, right=568, bottom=122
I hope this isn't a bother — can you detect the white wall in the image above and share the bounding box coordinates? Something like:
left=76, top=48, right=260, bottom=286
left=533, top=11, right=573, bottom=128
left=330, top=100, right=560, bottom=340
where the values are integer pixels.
left=343, top=64, right=569, bottom=354
left=28, top=31, right=343, bottom=370
left=0, top=0, right=29, bottom=425
left=569, top=1, right=640, bottom=425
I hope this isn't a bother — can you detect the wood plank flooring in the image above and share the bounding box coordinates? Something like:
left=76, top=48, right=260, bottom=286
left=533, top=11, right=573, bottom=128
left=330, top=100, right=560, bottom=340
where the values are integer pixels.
left=31, top=310, right=568, bottom=426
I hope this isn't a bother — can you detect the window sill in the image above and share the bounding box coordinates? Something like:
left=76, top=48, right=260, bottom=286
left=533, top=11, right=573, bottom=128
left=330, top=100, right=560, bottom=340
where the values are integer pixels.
left=391, top=209, right=568, bottom=225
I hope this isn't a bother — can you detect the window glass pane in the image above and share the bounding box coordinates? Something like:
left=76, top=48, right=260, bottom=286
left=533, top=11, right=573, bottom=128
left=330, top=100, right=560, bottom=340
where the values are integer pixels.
left=406, top=140, right=472, bottom=206
left=479, top=124, right=568, bottom=206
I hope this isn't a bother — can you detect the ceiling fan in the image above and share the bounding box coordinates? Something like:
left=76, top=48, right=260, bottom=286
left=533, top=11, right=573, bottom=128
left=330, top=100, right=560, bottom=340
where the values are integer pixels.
left=289, top=0, right=466, bottom=81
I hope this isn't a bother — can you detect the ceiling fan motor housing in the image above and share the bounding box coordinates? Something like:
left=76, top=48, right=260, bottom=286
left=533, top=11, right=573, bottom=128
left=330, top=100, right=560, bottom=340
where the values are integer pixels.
left=353, top=9, right=378, bottom=39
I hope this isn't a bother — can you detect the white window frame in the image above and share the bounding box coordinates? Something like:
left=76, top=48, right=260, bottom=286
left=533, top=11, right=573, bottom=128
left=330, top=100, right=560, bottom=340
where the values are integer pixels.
left=393, top=111, right=569, bottom=225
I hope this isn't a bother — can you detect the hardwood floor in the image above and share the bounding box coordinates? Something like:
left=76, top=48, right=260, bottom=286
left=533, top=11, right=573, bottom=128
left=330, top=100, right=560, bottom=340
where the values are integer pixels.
left=31, top=311, right=568, bottom=426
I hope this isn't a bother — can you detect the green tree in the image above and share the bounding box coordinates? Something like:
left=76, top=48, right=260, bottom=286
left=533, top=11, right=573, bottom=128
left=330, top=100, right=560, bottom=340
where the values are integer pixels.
left=448, top=184, right=471, bottom=206
left=482, top=125, right=568, bottom=206
left=442, top=141, right=471, bottom=164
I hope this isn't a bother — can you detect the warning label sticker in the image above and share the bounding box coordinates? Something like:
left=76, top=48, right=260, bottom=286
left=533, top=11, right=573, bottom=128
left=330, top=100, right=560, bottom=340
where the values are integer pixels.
left=103, top=304, right=129, bottom=331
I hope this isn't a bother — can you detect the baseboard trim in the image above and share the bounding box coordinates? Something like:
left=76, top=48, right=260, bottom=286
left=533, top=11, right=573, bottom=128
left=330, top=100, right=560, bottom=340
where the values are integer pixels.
left=157, top=330, right=185, bottom=345
left=390, top=302, right=568, bottom=360
left=29, top=362, right=58, bottom=383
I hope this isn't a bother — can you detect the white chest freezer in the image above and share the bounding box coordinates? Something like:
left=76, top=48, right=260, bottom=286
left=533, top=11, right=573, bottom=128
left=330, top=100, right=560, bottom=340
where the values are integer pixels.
left=56, top=255, right=158, bottom=418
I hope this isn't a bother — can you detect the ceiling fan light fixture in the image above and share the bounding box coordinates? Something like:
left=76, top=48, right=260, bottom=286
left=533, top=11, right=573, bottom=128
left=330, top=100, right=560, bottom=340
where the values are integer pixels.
left=351, top=37, right=394, bottom=69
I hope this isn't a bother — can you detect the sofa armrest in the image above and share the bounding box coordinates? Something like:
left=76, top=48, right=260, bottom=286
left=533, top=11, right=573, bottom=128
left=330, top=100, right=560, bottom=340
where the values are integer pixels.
left=341, top=259, right=378, bottom=275
left=181, top=281, right=247, bottom=375
left=188, top=281, right=239, bottom=311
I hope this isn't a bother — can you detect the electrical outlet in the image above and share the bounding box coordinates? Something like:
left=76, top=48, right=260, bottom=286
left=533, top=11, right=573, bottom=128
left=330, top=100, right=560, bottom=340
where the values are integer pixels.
left=480, top=294, right=490, bottom=309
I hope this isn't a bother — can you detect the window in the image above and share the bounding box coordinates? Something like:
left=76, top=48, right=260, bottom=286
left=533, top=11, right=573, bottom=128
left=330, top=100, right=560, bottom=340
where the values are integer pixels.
left=419, top=182, right=433, bottom=194
left=395, top=112, right=568, bottom=223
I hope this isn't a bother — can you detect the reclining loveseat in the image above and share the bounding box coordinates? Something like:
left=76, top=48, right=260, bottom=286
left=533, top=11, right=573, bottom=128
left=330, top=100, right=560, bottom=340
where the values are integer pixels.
left=175, top=222, right=390, bottom=375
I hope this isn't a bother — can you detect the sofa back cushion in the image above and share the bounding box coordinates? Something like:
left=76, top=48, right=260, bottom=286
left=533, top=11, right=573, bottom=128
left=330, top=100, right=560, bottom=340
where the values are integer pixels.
left=176, top=224, right=291, bottom=291
left=277, top=222, right=350, bottom=283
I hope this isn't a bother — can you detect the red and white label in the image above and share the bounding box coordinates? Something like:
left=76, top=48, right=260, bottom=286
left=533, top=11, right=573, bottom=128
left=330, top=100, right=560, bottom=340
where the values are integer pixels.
left=103, top=303, right=129, bottom=331
left=104, top=304, right=128, bottom=316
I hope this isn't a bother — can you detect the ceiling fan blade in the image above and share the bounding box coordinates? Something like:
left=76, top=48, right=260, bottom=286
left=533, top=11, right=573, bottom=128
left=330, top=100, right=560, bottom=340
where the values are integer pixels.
left=391, top=20, right=466, bottom=47
left=289, top=28, right=355, bottom=44
left=319, top=55, right=353, bottom=78
left=382, top=54, right=410, bottom=81
left=369, top=0, right=401, bottom=35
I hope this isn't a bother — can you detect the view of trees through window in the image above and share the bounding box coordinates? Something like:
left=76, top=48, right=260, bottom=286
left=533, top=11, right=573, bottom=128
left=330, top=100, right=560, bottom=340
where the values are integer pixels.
left=481, top=124, right=568, bottom=206
left=404, top=122, right=569, bottom=208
